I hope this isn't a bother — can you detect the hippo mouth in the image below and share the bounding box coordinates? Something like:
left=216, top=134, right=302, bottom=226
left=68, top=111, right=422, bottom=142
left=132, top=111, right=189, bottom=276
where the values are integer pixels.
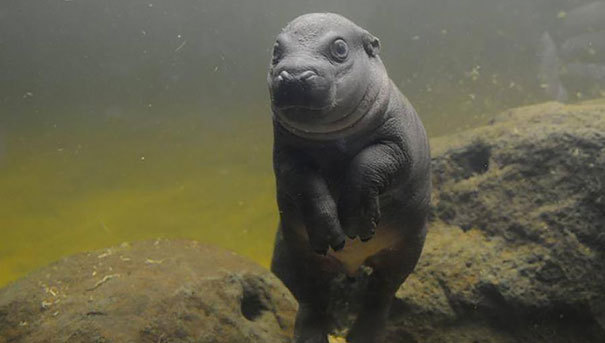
left=274, top=103, right=332, bottom=111
left=271, top=74, right=390, bottom=140
left=270, top=71, right=335, bottom=111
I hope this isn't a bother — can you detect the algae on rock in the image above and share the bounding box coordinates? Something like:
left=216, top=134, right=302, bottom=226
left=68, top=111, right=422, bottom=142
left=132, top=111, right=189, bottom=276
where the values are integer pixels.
left=388, top=101, right=605, bottom=342
left=0, top=240, right=297, bottom=343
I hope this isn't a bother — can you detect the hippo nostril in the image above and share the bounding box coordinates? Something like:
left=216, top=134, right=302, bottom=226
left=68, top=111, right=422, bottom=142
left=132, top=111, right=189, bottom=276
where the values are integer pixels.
left=277, top=70, right=318, bottom=84
left=299, top=70, right=317, bottom=80
left=279, top=70, right=294, bottom=82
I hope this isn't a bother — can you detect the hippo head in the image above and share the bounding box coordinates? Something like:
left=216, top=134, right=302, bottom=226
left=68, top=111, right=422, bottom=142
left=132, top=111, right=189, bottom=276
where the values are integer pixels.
left=268, top=13, right=388, bottom=137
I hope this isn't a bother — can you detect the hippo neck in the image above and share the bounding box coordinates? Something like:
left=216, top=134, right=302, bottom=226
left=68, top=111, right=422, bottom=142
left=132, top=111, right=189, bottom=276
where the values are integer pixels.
left=273, top=71, right=391, bottom=141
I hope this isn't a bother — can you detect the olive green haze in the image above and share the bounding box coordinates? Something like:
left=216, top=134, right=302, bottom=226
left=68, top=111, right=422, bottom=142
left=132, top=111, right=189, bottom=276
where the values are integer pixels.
left=0, top=0, right=603, bottom=286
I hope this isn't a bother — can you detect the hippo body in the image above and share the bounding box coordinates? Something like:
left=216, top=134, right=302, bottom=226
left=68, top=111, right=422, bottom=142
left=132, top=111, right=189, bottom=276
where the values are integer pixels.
left=268, top=13, right=431, bottom=343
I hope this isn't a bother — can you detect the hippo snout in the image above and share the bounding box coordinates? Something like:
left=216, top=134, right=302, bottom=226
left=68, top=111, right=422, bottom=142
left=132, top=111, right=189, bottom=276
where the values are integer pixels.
left=277, top=70, right=318, bottom=83
left=270, top=68, right=333, bottom=110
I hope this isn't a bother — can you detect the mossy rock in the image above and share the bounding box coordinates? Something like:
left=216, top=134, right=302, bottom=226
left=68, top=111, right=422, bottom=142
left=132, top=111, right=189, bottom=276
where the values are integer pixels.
left=0, top=240, right=296, bottom=343
left=387, top=101, right=605, bottom=342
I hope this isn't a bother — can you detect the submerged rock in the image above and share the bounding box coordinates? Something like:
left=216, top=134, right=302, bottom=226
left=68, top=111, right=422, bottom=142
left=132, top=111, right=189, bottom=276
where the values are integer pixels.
left=388, top=100, right=605, bottom=342
left=0, top=240, right=296, bottom=343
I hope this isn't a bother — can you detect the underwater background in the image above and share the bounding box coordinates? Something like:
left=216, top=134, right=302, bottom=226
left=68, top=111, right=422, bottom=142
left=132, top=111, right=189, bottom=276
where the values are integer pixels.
left=1, top=0, right=603, bottom=287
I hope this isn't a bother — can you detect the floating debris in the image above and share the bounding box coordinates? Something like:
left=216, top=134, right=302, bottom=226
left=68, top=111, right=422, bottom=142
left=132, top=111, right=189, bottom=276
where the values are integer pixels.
left=174, top=40, right=187, bottom=53
left=97, top=249, right=112, bottom=259
left=47, top=286, right=58, bottom=297
left=467, top=65, right=481, bottom=81
left=145, top=258, right=164, bottom=264
left=100, top=222, right=111, bottom=234
left=87, top=274, right=120, bottom=291
left=41, top=300, right=52, bottom=309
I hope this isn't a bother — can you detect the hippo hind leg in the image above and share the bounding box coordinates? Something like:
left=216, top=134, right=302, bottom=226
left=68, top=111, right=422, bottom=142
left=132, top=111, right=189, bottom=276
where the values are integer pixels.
left=271, top=225, right=336, bottom=343
left=346, top=221, right=427, bottom=343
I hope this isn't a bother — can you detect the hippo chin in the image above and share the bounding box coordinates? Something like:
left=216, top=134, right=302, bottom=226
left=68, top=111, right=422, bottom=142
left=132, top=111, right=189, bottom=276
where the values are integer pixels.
left=268, top=13, right=431, bottom=343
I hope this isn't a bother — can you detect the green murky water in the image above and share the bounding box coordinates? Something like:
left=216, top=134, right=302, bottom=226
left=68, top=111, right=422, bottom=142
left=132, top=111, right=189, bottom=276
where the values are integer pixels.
left=0, top=103, right=499, bottom=287
left=2, top=0, right=604, bottom=288
left=0, top=108, right=278, bottom=286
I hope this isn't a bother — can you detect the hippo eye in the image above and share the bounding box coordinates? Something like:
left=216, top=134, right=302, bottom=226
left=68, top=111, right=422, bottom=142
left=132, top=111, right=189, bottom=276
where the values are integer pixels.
left=272, top=42, right=283, bottom=65
left=330, top=39, right=349, bottom=62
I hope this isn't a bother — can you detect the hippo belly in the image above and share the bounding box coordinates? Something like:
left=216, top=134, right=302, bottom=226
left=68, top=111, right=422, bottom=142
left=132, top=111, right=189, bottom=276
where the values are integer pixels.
left=327, top=224, right=404, bottom=275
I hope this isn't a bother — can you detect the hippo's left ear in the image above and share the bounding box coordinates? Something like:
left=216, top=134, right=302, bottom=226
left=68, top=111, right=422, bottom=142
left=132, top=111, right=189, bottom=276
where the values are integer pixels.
left=362, top=31, right=381, bottom=57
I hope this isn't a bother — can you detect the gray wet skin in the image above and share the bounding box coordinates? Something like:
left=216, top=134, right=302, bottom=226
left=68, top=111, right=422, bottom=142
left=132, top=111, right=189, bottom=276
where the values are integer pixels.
left=268, top=13, right=431, bottom=343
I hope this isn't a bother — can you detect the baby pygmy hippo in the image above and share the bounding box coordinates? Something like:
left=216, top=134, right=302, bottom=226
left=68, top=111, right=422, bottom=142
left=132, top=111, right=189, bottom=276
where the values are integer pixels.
left=268, top=13, right=431, bottom=343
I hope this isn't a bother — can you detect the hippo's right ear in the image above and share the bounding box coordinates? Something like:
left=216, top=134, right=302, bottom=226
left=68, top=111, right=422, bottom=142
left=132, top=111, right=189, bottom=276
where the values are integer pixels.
left=362, top=31, right=381, bottom=57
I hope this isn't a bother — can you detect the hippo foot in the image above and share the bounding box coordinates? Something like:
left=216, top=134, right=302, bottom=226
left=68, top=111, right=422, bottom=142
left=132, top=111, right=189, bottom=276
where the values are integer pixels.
left=346, top=329, right=384, bottom=343
left=346, top=315, right=387, bottom=343
left=298, top=336, right=329, bottom=343
left=294, top=306, right=330, bottom=343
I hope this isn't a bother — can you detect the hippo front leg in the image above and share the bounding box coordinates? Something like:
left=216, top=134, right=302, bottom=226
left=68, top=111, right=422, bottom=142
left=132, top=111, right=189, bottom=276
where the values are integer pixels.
left=338, top=142, right=407, bottom=241
left=275, top=152, right=347, bottom=255
left=273, top=151, right=347, bottom=342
